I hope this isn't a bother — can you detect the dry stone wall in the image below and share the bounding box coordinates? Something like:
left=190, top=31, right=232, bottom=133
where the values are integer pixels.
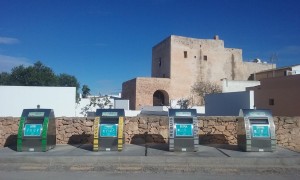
left=274, top=116, right=300, bottom=152
left=198, top=117, right=237, bottom=145
left=0, top=117, right=19, bottom=148
left=56, top=117, right=94, bottom=144
left=0, top=116, right=299, bottom=152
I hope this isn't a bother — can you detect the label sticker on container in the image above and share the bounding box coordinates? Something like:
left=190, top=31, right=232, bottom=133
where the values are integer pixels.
left=175, top=112, right=191, bottom=117
left=252, top=125, right=270, bottom=138
left=102, top=112, right=118, bottom=117
left=100, top=124, right=117, bottom=137
left=175, top=124, right=193, bottom=136
left=28, top=112, right=45, bottom=117
left=24, top=124, right=42, bottom=136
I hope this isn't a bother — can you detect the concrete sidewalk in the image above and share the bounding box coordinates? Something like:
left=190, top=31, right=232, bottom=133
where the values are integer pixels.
left=0, top=144, right=300, bottom=173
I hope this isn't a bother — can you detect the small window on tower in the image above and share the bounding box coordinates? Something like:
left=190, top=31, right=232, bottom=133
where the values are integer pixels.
left=159, top=58, right=162, bottom=67
left=269, top=99, right=275, bottom=106
left=184, top=51, right=188, bottom=58
left=203, top=55, right=208, bottom=61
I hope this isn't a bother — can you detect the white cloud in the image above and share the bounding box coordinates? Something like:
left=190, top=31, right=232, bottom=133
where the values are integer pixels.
left=0, top=37, right=20, bottom=45
left=0, top=55, right=32, bottom=72
left=278, top=45, right=300, bottom=55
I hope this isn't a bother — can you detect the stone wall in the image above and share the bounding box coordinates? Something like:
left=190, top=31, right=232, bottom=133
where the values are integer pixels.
left=122, top=77, right=171, bottom=110
left=0, top=116, right=299, bottom=152
left=0, top=117, right=19, bottom=148
left=274, top=117, right=300, bottom=152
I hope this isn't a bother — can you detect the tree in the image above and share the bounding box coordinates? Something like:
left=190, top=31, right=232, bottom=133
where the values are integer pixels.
left=0, top=61, right=81, bottom=101
left=0, top=72, right=10, bottom=85
left=57, top=73, right=78, bottom=87
left=80, top=95, right=111, bottom=117
left=177, top=98, right=191, bottom=109
left=81, top=85, right=91, bottom=98
left=57, top=73, right=80, bottom=101
left=8, top=61, right=57, bottom=86
left=191, top=81, right=222, bottom=105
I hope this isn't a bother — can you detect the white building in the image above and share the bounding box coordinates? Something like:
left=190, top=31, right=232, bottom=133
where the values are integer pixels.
left=221, top=78, right=260, bottom=93
left=0, top=86, right=76, bottom=117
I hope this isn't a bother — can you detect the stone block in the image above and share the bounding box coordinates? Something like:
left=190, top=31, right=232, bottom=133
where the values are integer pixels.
left=82, top=127, right=92, bottom=133
left=223, top=131, right=232, bottom=137
left=283, top=124, right=296, bottom=129
left=203, top=121, right=208, bottom=127
left=58, top=125, right=66, bottom=131
left=148, top=117, right=159, bottom=123
left=1, top=120, right=14, bottom=126
left=297, top=121, right=300, bottom=127
left=150, top=122, right=159, bottom=128
left=276, top=128, right=289, bottom=135
left=285, top=119, right=295, bottom=124
left=159, top=129, right=168, bottom=138
left=138, top=118, right=147, bottom=124
left=203, top=127, right=213, bottom=133
left=73, top=119, right=81, bottom=123
left=76, top=126, right=82, bottom=130
left=57, top=134, right=63, bottom=140
left=207, top=121, right=215, bottom=126
left=138, top=124, right=148, bottom=129
left=127, top=117, right=138, bottom=122
left=128, top=124, right=138, bottom=132
left=65, top=127, right=76, bottom=133
left=61, top=120, right=71, bottom=125
left=214, top=126, right=225, bottom=132
left=291, top=129, right=300, bottom=135
left=226, top=124, right=235, bottom=130
left=11, top=124, right=19, bottom=132
left=85, top=121, right=94, bottom=127
left=149, top=128, right=158, bottom=134
left=73, top=123, right=81, bottom=127
left=198, top=120, right=204, bottom=128
left=198, top=130, right=205, bottom=135
left=159, top=119, right=168, bottom=126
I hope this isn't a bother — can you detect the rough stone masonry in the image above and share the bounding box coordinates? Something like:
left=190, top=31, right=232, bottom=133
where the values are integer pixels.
left=0, top=116, right=299, bottom=152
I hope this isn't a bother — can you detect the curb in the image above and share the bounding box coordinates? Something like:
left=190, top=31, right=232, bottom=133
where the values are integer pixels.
left=1, top=156, right=300, bottom=173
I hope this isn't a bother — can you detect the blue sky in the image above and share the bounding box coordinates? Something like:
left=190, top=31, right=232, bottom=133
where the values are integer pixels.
left=0, top=0, right=299, bottom=94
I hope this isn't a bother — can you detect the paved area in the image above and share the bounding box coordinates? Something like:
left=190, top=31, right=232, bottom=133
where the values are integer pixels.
left=0, top=144, right=299, bottom=173
left=1, top=143, right=299, bottom=158
left=1, top=171, right=299, bottom=180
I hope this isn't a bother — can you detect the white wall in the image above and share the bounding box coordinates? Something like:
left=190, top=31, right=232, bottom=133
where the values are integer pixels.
left=205, top=91, right=254, bottom=116
left=291, top=65, right=300, bottom=74
left=0, top=86, right=76, bottom=117
left=125, top=110, right=141, bottom=117
left=114, top=100, right=129, bottom=110
left=222, top=79, right=260, bottom=93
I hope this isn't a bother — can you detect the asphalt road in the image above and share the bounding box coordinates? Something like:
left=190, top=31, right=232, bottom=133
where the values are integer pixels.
left=0, top=170, right=299, bottom=180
